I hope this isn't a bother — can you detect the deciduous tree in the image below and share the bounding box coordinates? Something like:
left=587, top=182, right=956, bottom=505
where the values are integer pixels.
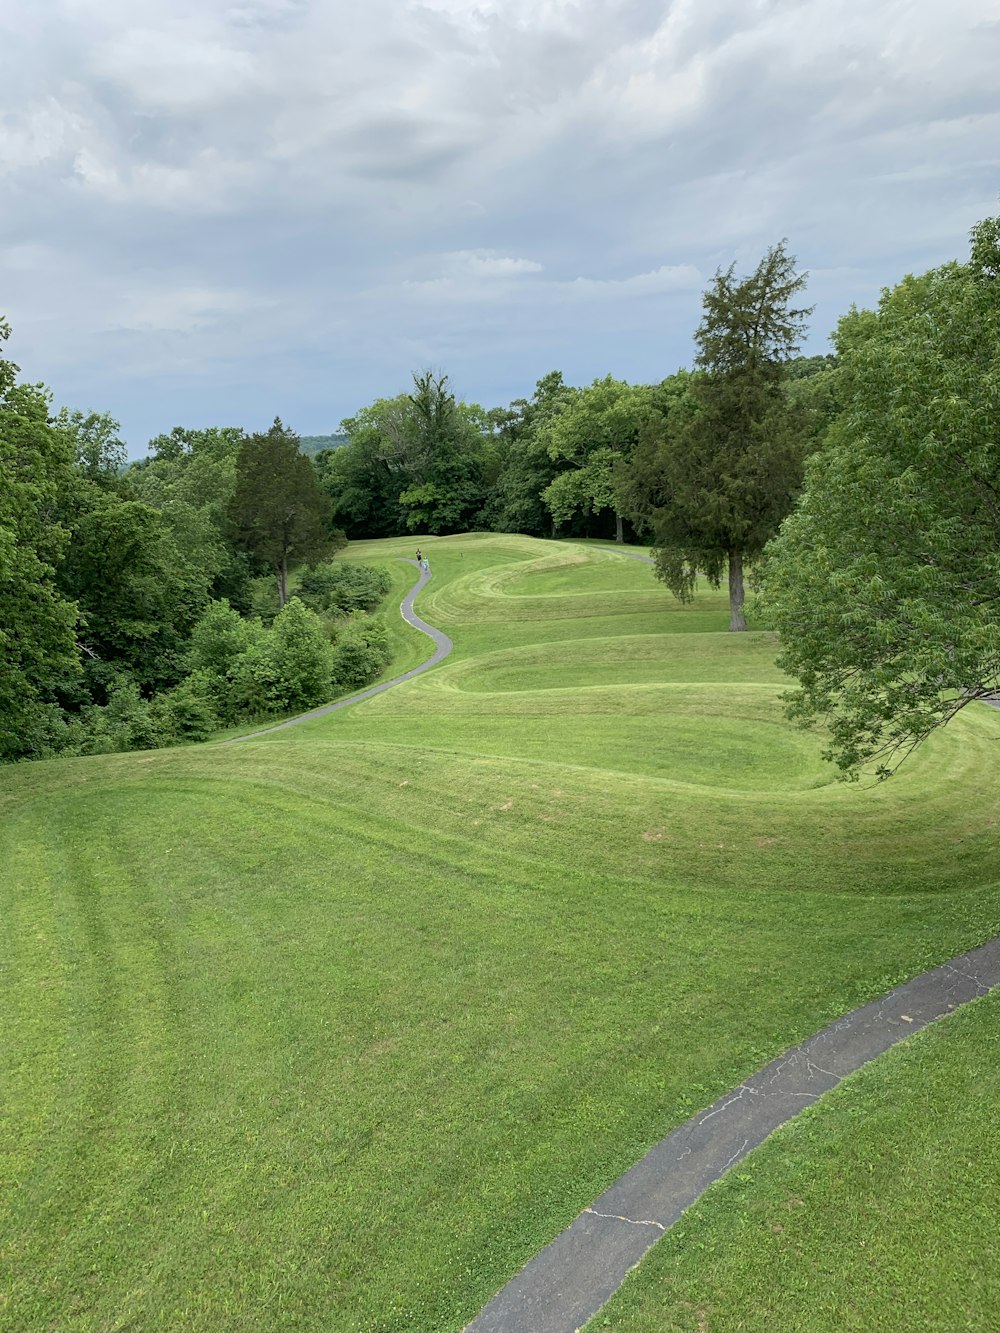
left=759, top=216, right=1000, bottom=775
left=0, top=319, right=81, bottom=760
left=539, top=376, right=651, bottom=543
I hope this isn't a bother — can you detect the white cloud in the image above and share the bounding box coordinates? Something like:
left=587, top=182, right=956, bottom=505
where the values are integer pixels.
left=1, top=0, right=998, bottom=446
left=445, top=250, right=544, bottom=276
left=0, top=99, right=81, bottom=172
left=565, top=263, right=703, bottom=298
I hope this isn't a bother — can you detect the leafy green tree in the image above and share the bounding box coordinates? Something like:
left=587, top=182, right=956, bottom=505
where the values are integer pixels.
left=0, top=319, right=81, bottom=760
left=622, top=243, right=812, bottom=629
left=759, top=216, right=1000, bottom=776
left=229, top=419, right=336, bottom=605
left=331, top=615, right=392, bottom=690
left=483, top=372, right=576, bottom=536
left=316, top=401, right=410, bottom=538
left=150, top=676, right=218, bottom=746
left=396, top=372, right=490, bottom=534
left=131, top=426, right=254, bottom=611
left=539, top=375, right=652, bottom=543
left=185, top=599, right=265, bottom=723
left=326, top=374, right=492, bottom=537
left=56, top=489, right=211, bottom=697
left=232, top=597, right=337, bottom=714
left=55, top=408, right=128, bottom=486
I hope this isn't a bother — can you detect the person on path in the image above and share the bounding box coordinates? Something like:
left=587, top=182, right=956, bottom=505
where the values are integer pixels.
left=415, top=546, right=422, bottom=564
left=422, top=558, right=430, bottom=573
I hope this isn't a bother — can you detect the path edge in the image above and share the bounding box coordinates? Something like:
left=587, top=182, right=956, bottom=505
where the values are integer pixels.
left=225, top=559, right=451, bottom=744
left=465, top=933, right=1000, bottom=1333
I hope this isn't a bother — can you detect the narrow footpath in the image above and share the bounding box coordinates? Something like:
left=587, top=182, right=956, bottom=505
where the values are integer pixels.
left=228, top=560, right=451, bottom=744
left=466, top=936, right=1000, bottom=1332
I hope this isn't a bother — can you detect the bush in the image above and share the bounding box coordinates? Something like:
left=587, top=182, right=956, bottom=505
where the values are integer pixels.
left=331, top=615, right=392, bottom=691
left=80, top=681, right=158, bottom=754
left=151, top=675, right=219, bottom=745
left=186, top=600, right=265, bottom=722
left=297, top=561, right=391, bottom=616
left=231, top=598, right=336, bottom=715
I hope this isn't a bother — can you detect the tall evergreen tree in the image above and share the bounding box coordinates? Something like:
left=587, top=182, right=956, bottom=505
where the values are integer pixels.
left=623, top=242, right=812, bottom=629
left=229, top=419, right=335, bottom=605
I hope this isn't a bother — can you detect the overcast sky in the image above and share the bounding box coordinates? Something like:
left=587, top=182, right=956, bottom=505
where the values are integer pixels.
left=2, top=0, right=998, bottom=455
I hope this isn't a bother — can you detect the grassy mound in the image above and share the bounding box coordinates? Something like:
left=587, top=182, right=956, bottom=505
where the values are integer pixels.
left=3, top=533, right=999, bottom=1331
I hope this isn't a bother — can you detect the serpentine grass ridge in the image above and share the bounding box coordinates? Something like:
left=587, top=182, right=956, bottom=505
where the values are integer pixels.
left=3, top=533, right=999, bottom=1332
left=228, top=543, right=1000, bottom=1330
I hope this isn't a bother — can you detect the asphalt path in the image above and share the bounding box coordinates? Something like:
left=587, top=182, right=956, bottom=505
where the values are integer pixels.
left=466, top=935, right=1000, bottom=1332
left=227, top=560, right=451, bottom=743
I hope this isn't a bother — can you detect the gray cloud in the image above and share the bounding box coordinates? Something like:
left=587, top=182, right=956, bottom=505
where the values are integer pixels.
left=0, top=0, right=997, bottom=451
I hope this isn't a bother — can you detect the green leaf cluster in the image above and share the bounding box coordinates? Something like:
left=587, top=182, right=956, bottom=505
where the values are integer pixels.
left=759, top=216, right=1000, bottom=774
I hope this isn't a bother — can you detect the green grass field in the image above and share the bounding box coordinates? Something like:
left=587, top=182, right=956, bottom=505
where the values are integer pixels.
left=3, top=533, right=999, bottom=1331
left=589, top=989, right=1000, bottom=1332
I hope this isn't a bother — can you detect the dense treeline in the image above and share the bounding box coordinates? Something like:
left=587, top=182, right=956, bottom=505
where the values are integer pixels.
left=0, top=253, right=834, bottom=764
left=0, top=341, right=392, bottom=764
left=6, top=216, right=995, bottom=772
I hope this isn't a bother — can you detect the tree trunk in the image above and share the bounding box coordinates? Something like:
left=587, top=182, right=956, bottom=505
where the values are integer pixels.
left=615, top=511, right=624, bottom=544
left=276, top=556, right=288, bottom=608
left=728, top=548, right=746, bottom=631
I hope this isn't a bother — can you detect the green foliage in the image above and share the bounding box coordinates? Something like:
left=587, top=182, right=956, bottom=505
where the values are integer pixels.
left=327, top=374, right=493, bottom=538
left=0, top=320, right=81, bottom=761
left=539, top=375, right=653, bottom=540
left=55, top=407, right=127, bottom=485
left=150, top=675, right=219, bottom=745
left=229, top=597, right=336, bottom=715
left=81, top=680, right=158, bottom=754
left=330, top=613, right=392, bottom=690
left=229, top=419, right=336, bottom=604
left=622, top=245, right=812, bottom=629
left=481, top=372, right=575, bottom=536
left=186, top=600, right=266, bottom=722
left=396, top=373, right=492, bottom=534
left=130, top=425, right=253, bottom=611
left=759, top=215, right=1000, bottom=775
left=56, top=489, right=212, bottom=697
left=297, top=560, right=391, bottom=615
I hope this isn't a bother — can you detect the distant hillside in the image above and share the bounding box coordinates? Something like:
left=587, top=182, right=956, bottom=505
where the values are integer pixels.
left=299, top=433, right=349, bottom=456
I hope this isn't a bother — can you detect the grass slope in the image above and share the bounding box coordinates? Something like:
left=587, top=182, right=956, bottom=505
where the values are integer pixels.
left=2, top=533, right=999, bottom=1331
left=588, top=989, right=1000, bottom=1332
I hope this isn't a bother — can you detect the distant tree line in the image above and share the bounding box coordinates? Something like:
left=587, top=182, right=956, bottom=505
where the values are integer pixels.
left=4, top=214, right=997, bottom=773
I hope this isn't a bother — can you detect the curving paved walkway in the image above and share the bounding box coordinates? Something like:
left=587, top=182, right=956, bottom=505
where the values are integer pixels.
left=227, top=560, right=452, bottom=744
left=466, top=941, right=1000, bottom=1333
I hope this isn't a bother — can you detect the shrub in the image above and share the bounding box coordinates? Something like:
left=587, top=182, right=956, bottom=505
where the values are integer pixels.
left=297, top=561, right=391, bottom=616
left=186, top=600, right=264, bottom=722
left=331, top=615, right=392, bottom=691
left=81, top=681, right=158, bottom=754
left=232, top=598, right=336, bottom=715
left=151, top=675, right=219, bottom=745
